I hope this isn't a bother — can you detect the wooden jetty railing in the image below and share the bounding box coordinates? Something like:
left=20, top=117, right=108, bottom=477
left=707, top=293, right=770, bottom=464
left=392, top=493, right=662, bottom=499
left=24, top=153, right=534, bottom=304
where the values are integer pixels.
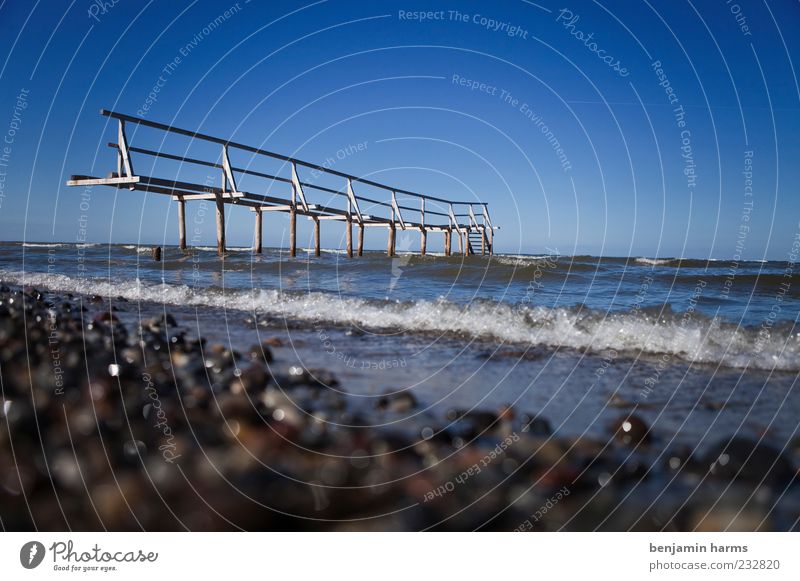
left=67, top=109, right=498, bottom=257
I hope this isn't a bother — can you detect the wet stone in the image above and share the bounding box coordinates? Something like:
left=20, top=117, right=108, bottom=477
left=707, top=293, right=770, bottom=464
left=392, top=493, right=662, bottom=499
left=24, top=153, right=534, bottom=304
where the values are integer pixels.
left=704, top=436, right=796, bottom=488
left=376, top=390, right=418, bottom=413
left=610, top=414, right=650, bottom=447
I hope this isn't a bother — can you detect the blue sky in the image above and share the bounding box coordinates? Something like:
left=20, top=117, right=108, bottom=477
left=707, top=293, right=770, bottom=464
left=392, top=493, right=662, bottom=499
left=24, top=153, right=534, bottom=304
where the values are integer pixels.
left=0, top=0, right=798, bottom=258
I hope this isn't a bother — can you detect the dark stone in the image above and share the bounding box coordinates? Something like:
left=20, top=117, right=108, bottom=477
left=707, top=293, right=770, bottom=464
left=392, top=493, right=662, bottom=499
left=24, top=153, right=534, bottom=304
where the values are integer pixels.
left=376, top=390, right=417, bottom=413
left=610, top=414, right=650, bottom=447
left=287, top=366, right=339, bottom=388
left=704, top=437, right=796, bottom=488
left=93, top=311, right=119, bottom=324
left=445, top=409, right=499, bottom=439
left=23, top=286, right=43, bottom=301
left=248, top=342, right=274, bottom=363
left=520, top=413, right=552, bottom=437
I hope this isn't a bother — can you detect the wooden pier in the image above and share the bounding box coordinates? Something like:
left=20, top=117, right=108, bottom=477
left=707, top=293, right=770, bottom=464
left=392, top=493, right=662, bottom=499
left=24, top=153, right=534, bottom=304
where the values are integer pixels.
left=67, top=109, right=498, bottom=257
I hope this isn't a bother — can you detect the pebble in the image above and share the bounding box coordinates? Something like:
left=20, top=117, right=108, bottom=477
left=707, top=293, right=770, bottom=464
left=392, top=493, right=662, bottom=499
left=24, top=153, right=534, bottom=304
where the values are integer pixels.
left=704, top=436, right=796, bottom=487
left=611, top=414, right=651, bottom=446
left=376, top=390, right=417, bottom=413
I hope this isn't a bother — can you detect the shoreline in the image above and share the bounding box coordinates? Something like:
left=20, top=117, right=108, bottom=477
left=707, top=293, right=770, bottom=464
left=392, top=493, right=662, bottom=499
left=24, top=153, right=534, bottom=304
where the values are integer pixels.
left=1, top=283, right=798, bottom=530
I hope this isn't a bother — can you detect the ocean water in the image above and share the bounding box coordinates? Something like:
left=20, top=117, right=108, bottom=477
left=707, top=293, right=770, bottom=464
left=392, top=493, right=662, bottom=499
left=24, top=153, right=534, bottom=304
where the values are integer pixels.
left=2, top=241, right=799, bottom=445
left=3, top=241, right=798, bottom=369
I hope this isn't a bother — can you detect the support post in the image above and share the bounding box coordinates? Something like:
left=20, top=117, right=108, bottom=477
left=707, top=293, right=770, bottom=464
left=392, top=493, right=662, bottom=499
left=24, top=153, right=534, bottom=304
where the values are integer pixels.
left=254, top=209, right=262, bottom=254
left=215, top=196, right=225, bottom=255
left=346, top=215, right=353, bottom=257
left=313, top=217, right=320, bottom=257
left=445, top=228, right=451, bottom=256
left=481, top=229, right=486, bottom=255
left=345, top=198, right=353, bottom=258
left=489, top=228, right=494, bottom=255
left=357, top=223, right=364, bottom=257
left=419, top=198, right=426, bottom=256
left=178, top=199, right=187, bottom=251
left=463, top=230, right=470, bottom=256
left=289, top=205, right=297, bottom=257
left=457, top=229, right=463, bottom=254
left=388, top=224, right=396, bottom=257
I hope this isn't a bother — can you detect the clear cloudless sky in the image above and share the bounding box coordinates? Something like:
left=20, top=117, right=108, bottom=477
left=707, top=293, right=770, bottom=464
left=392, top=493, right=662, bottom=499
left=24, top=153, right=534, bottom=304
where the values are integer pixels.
left=0, top=0, right=798, bottom=259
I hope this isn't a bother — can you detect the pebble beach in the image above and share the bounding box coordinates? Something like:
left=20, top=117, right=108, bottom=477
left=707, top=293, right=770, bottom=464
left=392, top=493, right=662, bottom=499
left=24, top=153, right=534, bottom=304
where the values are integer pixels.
left=2, top=282, right=798, bottom=531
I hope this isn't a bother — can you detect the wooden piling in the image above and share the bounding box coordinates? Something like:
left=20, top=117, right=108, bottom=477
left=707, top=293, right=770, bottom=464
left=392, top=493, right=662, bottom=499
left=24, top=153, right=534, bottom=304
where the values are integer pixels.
left=215, top=195, right=225, bottom=255
left=420, top=228, right=427, bottom=256
left=152, top=246, right=162, bottom=262
left=357, top=223, right=364, bottom=257
left=254, top=209, right=262, bottom=254
left=346, top=215, right=353, bottom=258
left=481, top=229, right=485, bottom=255
left=457, top=229, right=463, bottom=255
left=178, top=199, right=187, bottom=251
left=289, top=205, right=297, bottom=257
left=445, top=229, right=451, bottom=256
left=313, top=217, right=320, bottom=257
left=388, top=224, right=396, bottom=257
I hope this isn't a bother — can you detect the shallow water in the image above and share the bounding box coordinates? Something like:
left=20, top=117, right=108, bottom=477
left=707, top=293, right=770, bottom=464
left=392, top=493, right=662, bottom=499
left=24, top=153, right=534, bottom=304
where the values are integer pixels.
left=3, top=241, right=796, bottom=450
left=2, top=242, right=798, bottom=371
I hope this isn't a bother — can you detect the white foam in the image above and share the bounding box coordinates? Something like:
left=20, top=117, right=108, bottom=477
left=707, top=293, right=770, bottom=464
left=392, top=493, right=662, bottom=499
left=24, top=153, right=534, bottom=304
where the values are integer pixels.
left=635, top=257, right=676, bottom=266
left=2, top=268, right=797, bottom=371
left=493, top=254, right=561, bottom=267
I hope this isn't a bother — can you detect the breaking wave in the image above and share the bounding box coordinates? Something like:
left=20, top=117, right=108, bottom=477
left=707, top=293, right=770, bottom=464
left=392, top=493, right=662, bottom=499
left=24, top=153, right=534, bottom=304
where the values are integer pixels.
left=1, top=269, right=797, bottom=371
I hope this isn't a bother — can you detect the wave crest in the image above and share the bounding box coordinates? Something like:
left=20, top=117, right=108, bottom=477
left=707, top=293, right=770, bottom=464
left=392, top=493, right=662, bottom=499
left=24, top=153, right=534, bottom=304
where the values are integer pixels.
left=1, top=269, right=797, bottom=371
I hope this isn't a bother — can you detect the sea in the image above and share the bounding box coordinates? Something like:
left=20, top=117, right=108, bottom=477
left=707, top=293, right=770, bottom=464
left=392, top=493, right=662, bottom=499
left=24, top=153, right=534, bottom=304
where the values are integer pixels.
left=2, top=241, right=799, bottom=448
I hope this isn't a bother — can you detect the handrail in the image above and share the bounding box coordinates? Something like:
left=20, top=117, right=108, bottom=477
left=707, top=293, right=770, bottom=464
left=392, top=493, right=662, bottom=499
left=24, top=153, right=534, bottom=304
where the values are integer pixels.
left=100, top=108, right=484, bottom=207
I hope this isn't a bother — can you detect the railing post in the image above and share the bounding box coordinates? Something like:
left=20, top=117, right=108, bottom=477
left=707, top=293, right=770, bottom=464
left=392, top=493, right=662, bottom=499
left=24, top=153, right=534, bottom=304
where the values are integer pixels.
left=117, top=119, right=134, bottom=190
left=221, top=145, right=237, bottom=193
left=117, top=120, right=133, bottom=176
left=392, top=191, right=405, bottom=230
left=483, top=204, right=494, bottom=255
left=291, top=163, right=309, bottom=211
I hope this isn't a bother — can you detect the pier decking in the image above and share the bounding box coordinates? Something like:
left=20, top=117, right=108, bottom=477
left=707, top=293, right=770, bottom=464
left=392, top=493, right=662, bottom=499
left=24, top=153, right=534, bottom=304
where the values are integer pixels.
left=67, top=109, right=498, bottom=257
